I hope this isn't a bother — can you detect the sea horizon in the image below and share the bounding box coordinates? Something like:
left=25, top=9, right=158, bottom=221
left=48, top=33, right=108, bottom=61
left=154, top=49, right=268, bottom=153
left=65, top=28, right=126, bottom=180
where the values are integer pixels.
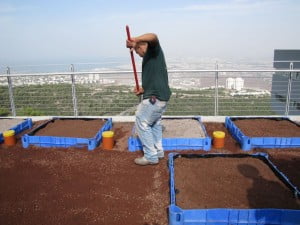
left=0, top=56, right=273, bottom=74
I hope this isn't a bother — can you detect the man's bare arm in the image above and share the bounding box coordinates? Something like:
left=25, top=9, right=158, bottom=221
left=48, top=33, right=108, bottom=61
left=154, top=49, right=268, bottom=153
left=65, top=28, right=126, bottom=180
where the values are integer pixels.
left=133, top=33, right=158, bottom=46
left=126, top=33, right=158, bottom=49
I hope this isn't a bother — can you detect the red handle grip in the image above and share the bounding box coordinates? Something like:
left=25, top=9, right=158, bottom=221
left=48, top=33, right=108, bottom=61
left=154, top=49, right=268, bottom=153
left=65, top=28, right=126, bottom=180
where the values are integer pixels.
left=126, top=25, right=140, bottom=91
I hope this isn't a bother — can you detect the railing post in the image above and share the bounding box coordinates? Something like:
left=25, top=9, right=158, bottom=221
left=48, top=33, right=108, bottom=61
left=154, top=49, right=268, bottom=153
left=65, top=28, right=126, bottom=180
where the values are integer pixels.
left=214, top=62, right=219, bottom=116
left=70, top=64, right=78, bottom=117
left=6, top=67, right=16, bottom=116
left=285, top=63, right=293, bottom=116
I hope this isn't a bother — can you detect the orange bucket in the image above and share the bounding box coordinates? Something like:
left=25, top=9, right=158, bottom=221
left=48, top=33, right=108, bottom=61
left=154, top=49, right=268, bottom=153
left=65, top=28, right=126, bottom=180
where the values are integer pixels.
left=3, top=130, right=17, bottom=146
left=213, top=131, right=225, bottom=148
left=102, top=131, right=114, bottom=150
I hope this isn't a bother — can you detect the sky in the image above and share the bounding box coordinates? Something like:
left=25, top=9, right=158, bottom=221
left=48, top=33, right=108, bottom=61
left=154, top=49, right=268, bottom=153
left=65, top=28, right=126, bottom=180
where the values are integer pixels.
left=1, top=0, right=300, bottom=65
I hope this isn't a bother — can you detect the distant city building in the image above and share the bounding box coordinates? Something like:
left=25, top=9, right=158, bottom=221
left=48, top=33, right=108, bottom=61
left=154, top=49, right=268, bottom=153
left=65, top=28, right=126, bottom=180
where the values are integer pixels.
left=235, top=78, right=244, bottom=91
left=226, top=77, right=244, bottom=91
left=271, top=49, right=300, bottom=115
left=226, top=78, right=235, bottom=89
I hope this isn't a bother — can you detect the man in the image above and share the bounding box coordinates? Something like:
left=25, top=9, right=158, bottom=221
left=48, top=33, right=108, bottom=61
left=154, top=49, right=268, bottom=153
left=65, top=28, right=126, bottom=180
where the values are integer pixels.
left=126, top=33, right=171, bottom=166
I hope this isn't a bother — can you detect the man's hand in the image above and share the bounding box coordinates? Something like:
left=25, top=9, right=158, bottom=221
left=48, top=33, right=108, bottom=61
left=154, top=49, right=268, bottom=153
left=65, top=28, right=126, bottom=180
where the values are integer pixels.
left=126, top=38, right=138, bottom=52
left=133, top=86, right=144, bottom=96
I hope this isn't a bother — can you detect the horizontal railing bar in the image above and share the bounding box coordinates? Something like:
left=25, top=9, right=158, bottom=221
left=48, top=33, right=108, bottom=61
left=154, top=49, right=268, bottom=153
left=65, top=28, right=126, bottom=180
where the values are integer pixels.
left=1, top=69, right=300, bottom=77
left=273, top=60, right=300, bottom=62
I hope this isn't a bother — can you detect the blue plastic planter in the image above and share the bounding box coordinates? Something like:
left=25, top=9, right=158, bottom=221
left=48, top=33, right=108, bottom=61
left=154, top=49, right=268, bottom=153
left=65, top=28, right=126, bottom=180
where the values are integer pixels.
left=22, top=117, right=112, bottom=151
left=225, top=116, right=300, bottom=151
left=0, top=118, right=33, bottom=143
left=128, top=117, right=211, bottom=152
left=168, top=153, right=300, bottom=225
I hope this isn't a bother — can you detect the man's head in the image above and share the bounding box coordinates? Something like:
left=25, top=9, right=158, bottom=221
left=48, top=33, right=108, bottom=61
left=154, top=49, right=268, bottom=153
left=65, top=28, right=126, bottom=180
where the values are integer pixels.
left=134, top=42, right=148, bottom=57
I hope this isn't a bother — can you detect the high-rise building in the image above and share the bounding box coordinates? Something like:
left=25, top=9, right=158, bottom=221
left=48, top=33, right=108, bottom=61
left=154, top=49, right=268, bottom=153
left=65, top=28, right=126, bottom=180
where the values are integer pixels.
left=226, top=77, right=244, bottom=91
left=271, top=49, right=300, bottom=115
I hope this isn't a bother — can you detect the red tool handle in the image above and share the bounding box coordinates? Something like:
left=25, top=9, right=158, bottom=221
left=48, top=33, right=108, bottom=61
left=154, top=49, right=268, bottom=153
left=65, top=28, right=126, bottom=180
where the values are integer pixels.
left=126, top=25, right=140, bottom=91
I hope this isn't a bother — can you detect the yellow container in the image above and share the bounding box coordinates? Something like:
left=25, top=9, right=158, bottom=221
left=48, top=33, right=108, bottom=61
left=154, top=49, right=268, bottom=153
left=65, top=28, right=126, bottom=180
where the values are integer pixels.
left=3, top=130, right=17, bottom=146
left=102, top=131, right=114, bottom=150
left=213, top=131, right=225, bottom=148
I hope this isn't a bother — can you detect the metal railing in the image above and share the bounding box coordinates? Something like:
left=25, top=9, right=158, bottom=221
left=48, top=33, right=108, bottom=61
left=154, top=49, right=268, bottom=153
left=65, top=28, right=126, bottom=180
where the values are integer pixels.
left=1, top=65, right=300, bottom=117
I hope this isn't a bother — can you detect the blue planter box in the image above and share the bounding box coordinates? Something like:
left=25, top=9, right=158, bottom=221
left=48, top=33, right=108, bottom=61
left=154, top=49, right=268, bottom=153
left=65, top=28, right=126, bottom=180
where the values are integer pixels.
left=128, top=117, right=211, bottom=152
left=0, top=118, right=33, bottom=143
left=22, top=118, right=112, bottom=151
left=225, top=116, right=300, bottom=151
left=168, top=153, right=300, bottom=225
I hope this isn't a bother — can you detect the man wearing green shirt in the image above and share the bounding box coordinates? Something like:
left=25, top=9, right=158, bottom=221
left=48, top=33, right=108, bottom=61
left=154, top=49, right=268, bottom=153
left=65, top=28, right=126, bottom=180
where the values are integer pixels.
left=126, top=33, right=171, bottom=166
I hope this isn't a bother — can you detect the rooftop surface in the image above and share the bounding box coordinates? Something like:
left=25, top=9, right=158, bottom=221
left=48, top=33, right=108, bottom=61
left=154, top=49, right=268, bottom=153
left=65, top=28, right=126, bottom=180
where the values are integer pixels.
left=0, top=117, right=299, bottom=225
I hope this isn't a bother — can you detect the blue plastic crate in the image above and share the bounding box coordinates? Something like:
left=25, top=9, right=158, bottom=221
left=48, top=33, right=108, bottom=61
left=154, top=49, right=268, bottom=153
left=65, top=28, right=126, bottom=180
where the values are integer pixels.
left=225, top=116, right=300, bottom=151
left=22, top=118, right=112, bottom=151
left=168, top=152, right=300, bottom=225
left=128, top=117, right=211, bottom=152
left=0, top=118, right=33, bottom=143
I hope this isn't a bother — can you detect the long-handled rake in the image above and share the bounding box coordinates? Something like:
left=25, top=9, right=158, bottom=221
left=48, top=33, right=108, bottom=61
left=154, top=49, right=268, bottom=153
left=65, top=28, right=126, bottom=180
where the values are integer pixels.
left=126, top=25, right=140, bottom=92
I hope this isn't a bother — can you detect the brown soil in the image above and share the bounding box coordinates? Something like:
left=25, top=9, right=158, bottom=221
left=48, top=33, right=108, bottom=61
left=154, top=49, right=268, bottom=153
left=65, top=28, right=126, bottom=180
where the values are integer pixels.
left=175, top=157, right=300, bottom=209
left=111, top=122, right=134, bottom=151
left=233, top=118, right=300, bottom=137
left=0, top=147, right=169, bottom=225
left=35, top=119, right=106, bottom=138
left=0, top=119, right=299, bottom=225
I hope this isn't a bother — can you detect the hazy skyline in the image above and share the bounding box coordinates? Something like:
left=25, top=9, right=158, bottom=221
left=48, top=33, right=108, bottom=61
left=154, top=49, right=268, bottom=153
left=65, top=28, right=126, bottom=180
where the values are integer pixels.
left=1, top=0, right=300, bottom=65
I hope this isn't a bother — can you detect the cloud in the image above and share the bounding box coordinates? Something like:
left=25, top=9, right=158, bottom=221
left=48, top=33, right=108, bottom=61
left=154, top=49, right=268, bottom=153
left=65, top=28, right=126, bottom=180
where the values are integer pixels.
left=172, top=0, right=285, bottom=13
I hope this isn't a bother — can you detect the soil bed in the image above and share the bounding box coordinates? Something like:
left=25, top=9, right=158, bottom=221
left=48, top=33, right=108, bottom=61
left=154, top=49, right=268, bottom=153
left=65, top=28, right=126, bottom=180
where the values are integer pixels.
left=34, top=119, right=106, bottom=138
left=162, top=119, right=206, bottom=138
left=204, top=122, right=300, bottom=188
left=233, top=118, right=300, bottom=137
left=174, top=156, right=300, bottom=209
